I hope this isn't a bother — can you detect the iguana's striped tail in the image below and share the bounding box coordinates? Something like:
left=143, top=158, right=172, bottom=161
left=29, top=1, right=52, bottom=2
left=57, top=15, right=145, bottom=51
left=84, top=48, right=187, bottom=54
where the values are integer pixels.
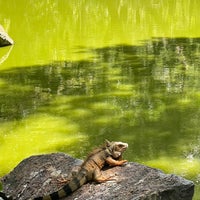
left=0, top=191, right=12, bottom=200
left=34, top=170, right=88, bottom=200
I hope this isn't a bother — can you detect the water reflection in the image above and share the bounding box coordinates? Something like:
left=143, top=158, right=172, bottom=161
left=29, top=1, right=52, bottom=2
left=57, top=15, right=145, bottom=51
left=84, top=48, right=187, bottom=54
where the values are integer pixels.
left=0, top=46, right=13, bottom=65
left=0, top=38, right=200, bottom=197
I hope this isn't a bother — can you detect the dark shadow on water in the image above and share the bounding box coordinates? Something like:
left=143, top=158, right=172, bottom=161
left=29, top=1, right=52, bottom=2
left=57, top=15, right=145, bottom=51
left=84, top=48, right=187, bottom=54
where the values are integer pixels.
left=1, top=37, right=200, bottom=163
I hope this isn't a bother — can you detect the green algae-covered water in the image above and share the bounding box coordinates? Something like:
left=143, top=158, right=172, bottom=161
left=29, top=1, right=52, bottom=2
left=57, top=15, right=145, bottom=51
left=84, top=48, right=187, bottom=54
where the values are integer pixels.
left=0, top=1, right=200, bottom=198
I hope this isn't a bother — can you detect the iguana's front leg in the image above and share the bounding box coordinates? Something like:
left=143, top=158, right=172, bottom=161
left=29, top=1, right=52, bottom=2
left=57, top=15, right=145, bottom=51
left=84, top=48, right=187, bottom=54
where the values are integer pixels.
left=106, top=156, right=127, bottom=166
left=93, top=168, right=115, bottom=183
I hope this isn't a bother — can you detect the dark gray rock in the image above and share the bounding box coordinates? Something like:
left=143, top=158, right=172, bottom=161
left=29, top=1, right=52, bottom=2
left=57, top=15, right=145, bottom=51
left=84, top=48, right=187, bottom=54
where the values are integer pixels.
left=0, top=25, right=14, bottom=47
left=0, top=153, right=194, bottom=200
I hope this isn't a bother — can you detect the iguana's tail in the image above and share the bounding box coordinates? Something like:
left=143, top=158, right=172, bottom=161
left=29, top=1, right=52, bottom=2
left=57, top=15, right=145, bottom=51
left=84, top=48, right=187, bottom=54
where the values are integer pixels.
left=0, top=192, right=12, bottom=200
left=34, top=170, right=88, bottom=200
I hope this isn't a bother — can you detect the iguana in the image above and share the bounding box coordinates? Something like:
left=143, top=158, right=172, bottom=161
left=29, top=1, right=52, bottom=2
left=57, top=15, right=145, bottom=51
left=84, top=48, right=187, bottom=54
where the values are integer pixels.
left=0, top=140, right=128, bottom=200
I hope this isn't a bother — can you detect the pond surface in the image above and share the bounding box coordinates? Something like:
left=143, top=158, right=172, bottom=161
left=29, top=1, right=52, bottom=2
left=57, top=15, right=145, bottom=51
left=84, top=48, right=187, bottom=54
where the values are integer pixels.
left=0, top=0, right=200, bottom=199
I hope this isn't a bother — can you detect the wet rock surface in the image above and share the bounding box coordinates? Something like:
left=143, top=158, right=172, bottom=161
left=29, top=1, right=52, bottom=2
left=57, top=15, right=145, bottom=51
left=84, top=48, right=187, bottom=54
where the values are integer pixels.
left=0, top=25, right=14, bottom=47
left=1, top=153, right=194, bottom=200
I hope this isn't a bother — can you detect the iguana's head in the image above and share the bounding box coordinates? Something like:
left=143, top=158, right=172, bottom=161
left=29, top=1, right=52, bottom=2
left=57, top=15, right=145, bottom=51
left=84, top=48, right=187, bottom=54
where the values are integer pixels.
left=105, top=139, right=128, bottom=158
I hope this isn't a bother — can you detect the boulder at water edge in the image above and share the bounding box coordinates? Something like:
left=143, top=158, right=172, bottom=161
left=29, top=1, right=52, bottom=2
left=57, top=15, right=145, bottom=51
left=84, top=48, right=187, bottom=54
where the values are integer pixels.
left=0, top=25, right=14, bottom=47
left=0, top=153, right=194, bottom=200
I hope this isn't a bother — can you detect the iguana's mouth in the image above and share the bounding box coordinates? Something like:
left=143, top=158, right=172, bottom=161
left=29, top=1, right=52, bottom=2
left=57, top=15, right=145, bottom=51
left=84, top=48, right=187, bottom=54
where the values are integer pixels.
left=123, top=144, right=128, bottom=150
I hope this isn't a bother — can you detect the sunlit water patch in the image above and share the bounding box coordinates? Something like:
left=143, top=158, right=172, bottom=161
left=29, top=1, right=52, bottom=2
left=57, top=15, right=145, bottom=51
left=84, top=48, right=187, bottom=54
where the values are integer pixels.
left=1, top=1, right=200, bottom=196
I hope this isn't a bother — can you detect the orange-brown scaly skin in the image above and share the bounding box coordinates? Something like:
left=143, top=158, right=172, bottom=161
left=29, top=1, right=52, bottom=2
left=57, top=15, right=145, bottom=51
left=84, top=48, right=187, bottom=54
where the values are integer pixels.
left=34, top=140, right=128, bottom=200
left=80, top=140, right=128, bottom=183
